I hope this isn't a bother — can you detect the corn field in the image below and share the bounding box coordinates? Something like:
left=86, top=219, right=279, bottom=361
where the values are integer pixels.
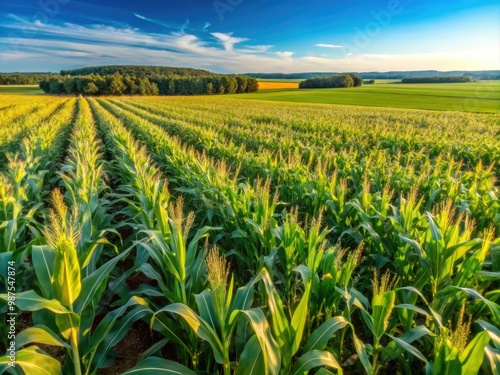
left=0, top=93, right=499, bottom=375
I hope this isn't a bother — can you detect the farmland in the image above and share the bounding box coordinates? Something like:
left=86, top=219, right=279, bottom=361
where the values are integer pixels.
left=242, top=81, right=500, bottom=113
left=0, top=90, right=499, bottom=375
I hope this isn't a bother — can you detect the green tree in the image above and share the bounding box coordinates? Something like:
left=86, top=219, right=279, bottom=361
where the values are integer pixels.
left=83, top=82, right=99, bottom=95
left=246, top=78, right=259, bottom=92
left=221, top=76, right=237, bottom=94
left=236, top=76, right=248, bottom=93
left=106, top=75, right=126, bottom=95
left=63, top=78, right=77, bottom=95
left=206, top=82, right=214, bottom=95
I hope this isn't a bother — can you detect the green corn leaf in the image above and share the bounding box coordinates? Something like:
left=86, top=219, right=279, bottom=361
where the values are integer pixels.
left=261, top=268, right=292, bottom=354
left=82, top=296, right=149, bottom=356
left=459, top=331, right=490, bottom=374
left=239, top=308, right=281, bottom=375
left=230, top=273, right=261, bottom=317
left=137, top=234, right=182, bottom=282
left=386, top=333, right=428, bottom=363
left=381, top=325, right=433, bottom=363
left=122, top=357, right=197, bottom=374
left=52, top=238, right=81, bottom=307
left=291, top=350, right=342, bottom=375
left=55, top=311, right=80, bottom=340
left=15, top=325, right=70, bottom=350
left=303, top=316, right=350, bottom=352
left=0, top=345, right=61, bottom=375
left=186, top=225, right=218, bottom=265
left=484, top=345, right=500, bottom=374
left=3, top=219, right=17, bottom=253
left=353, top=333, right=373, bottom=375
left=397, top=286, right=443, bottom=327
left=433, top=343, right=461, bottom=375
left=235, top=335, right=265, bottom=375
left=314, top=368, right=336, bottom=375
left=91, top=304, right=152, bottom=371
left=436, top=286, right=500, bottom=324
left=0, top=251, right=13, bottom=281
left=372, top=291, right=395, bottom=341
left=150, top=313, right=191, bottom=354
left=290, top=265, right=312, bottom=355
left=156, top=303, right=224, bottom=364
left=194, top=290, right=220, bottom=332
left=425, top=213, right=442, bottom=241
left=476, top=320, right=500, bottom=349
left=0, top=290, right=71, bottom=314
left=395, top=303, right=431, bottom=317
left=31, top=245, right=55, bottom=299
left=74, top=245, right=132, bottom=313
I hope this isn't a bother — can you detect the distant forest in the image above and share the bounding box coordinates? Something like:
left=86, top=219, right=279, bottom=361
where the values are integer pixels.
left=402, top=76, right=472, bottom=84
left=245, top=70, right=500, bottom=80
left=0, top=73, right=60, bottom=85
left=299, top=74, right=363, bottom=89
left=60, top=65, right=215, bottom=77
left=2, top=66, right=258, bottom=97
left=39, top=73, right=258, bottom=96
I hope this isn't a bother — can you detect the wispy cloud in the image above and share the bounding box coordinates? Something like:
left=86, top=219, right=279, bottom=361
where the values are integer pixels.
left=211, top=32, right=248, bottom=51
left=1, top=16, right=497, bottom=73
left=315, top=43, right=343, bottom=48
left=134, top=13, right=190, bottom=33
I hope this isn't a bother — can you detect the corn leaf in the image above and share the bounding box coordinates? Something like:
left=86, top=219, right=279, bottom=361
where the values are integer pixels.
left=303, top=316, right=350, bottom=352
left=235, top=335, right=265, bottom=375
left=459, top=331, right=490, bottom=374
left=122, top=357, right=196, bottom=374
left=291, top=350, right=342, bottom=375
left=15, top=325, right=70, bottom=350
left=31, top=245, right=55, bottom=299
left=0, top=345, right=61, bottom=375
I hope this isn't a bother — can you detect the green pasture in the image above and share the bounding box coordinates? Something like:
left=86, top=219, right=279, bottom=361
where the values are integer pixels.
left=0, top=85, right=44, bottom=95
left=230, top=81, right=500, bottom=113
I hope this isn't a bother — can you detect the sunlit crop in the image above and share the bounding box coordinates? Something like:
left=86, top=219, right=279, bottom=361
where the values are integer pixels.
left=0, top=94, right=498, bottom=374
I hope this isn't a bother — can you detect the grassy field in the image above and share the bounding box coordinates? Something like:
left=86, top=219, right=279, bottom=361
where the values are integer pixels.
left=241, top=81, right=500, bottom=112
left=0, top=90, right=499, bottom=374
left=3, top=82, right=498, bottom=113
left=0, top=84, right=44, bottom=95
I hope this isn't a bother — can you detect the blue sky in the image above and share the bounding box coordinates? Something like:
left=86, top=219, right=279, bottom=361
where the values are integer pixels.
left=0, top=0, right=498, bottom=73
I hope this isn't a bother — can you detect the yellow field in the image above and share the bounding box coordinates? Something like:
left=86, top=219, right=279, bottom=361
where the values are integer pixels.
left=257, top=80, right=299, bottom=89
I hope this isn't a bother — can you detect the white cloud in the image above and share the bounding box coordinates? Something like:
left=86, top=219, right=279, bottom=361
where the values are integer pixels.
left=211, top=32, right=249, bottom=51
left=276, top=51, right=294, bottom=59
left=315, top=43, right=343, bottom=48
left=0, top=16, right=498, bottom=73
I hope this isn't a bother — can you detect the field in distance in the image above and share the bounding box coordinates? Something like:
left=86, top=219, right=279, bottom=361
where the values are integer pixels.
left=258, top=80, right=300, bottom=89
left=2, top=80, right=499, bottom=113
left=0, top=88, right=498, bottom=374
left=250, top=80, right=500, bottom=113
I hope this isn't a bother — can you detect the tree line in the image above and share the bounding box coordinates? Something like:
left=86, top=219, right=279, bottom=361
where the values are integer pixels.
left=246, top=70, right=500, bottom=80
left=401, top=76, right=472, bottom=83
left=299, top=74, right=363, bottom=89
left=39, top=74, right=259, bottom=96
left=0, top=73, right=59, bottom=85
left=60, top=65, right=214, bottom=78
